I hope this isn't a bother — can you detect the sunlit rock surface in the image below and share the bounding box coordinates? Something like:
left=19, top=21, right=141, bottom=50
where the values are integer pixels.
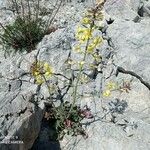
left=0, top=0, right=150, bottom=150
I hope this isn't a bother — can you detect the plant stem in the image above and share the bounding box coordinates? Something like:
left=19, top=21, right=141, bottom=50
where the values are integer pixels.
left=67, top=6, right=99, bottom=117
left=36, top=0, right=40, bottom=20
left=68, top=32, right=91, bottom=118
left=44, top=0, right=62, bottom=32
left=42, top=75, right=57, bottom=109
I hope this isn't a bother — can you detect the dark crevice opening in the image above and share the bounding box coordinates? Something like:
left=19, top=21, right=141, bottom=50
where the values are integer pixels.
left=29, top=104, right=61, bottom=150
left=138, top=6, right=144, bottom=17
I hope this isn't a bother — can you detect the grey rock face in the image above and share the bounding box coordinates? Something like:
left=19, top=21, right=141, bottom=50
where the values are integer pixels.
left=0, top=74, right=45, bottom=150
left=0, top=0, right=150, bottom=150
left=104, top=0, right=150, bottom=21
left=108, top=19, right=150, bottom=83
left=60, top=1, right=150, bottom=150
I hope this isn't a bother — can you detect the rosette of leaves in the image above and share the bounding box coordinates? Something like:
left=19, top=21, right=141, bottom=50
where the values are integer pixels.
left=50, top=102, right=93, bottom=140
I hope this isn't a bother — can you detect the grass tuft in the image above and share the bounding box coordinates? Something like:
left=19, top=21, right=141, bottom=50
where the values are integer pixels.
left=0, top=0, right=62, bottom=55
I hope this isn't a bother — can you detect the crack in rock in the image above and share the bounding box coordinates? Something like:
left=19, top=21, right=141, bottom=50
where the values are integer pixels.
left=116, top=66, right=150, bottom=90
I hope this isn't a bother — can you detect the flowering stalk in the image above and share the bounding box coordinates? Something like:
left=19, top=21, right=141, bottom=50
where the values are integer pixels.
left=30, top=3, right=105, bottom=139
left=68, top=6, right=103, bottom=117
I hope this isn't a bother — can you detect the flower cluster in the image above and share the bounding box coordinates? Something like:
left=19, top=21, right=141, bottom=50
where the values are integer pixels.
left=87, top=36, right=103, bottom=53
left=81, top=17, right=91, bottom=25
left=30, top=61, right=54, bottom=84
left=103, top=80, right=132, bottom=97
left=74, top=9, right=103, bottom=56
left=76, top=27, right=92, bottom=43
left=103, top=81, right=116, bottom=97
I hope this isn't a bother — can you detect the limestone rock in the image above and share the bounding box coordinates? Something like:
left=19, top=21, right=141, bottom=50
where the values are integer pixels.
left=0, top=0, right=150, bottom=150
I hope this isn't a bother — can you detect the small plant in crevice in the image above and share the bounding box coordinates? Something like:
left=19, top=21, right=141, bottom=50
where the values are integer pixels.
left=108, top=99, right=128, bottom=114
left=28, top=1, right=129, bottom=141
left=44, top=102, right=93, bottom=140
left=29, top=1, right=107, bottom=140
left=103, top=79, right=132, bottom=97
left=0, top=0, right=62, bottom=54
left=30, top=61, right=54, bottom=84
left=107, top=99, right=128, bottom=123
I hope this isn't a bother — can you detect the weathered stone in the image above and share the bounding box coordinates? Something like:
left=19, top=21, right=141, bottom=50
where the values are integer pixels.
left=0, top=0, right=150, bottom=150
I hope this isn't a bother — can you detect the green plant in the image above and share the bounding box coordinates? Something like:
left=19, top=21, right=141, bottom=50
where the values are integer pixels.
left=0, top=17, right=45, bottom=53
left=29, top=2, right=105, bottom=140
left=11, top=0, right=130, bottom=141
left=103, top=80, right=132, bottom=97
left=28, top=0, right=131, bottom=141
left=45, top=102, right=93, bottom=140
left=0, top=0, right=62, bottom=54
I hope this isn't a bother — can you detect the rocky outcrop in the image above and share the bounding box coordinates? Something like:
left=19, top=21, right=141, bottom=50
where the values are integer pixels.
left=0, top=54, right=45, bottom=150
left=59, top=0, right=150, bottom=149
left=0, top=0, right=150, bottom=150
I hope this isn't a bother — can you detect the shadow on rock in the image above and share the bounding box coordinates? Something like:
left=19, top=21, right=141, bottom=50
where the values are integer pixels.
left=30, top=104, right=61, bottom=150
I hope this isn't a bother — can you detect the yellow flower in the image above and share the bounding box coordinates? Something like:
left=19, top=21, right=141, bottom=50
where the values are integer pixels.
left=76, top=27, right=92, bottom=43
left=43, top=62, right=49, bottom=69
left=73, top=45, right=82, bottom=53
left=45, top=71, right=51, bottom=77
left=87, top=43, right=95, bottom=53
left=31, top=61, right=54, bottom=85
left=43, top=62, right=54, bottom=78
left=34, top=71, right=40, bottom=76
left=87, top=37, right=103, bottom=53
left=103, top=90, right=111, bottom=97
left=107, top=82, right=116, bottom=90
left=31, top=62, right=42, bottom=75
left=93, top=37, right=103, bottom=45
left=81, top=17, right=91, bottom=25
left=77, top=27, right=84, bottom=33
left=36, top=75, right=44, bottom=84
left=79, top=61, right=85, bottom=68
